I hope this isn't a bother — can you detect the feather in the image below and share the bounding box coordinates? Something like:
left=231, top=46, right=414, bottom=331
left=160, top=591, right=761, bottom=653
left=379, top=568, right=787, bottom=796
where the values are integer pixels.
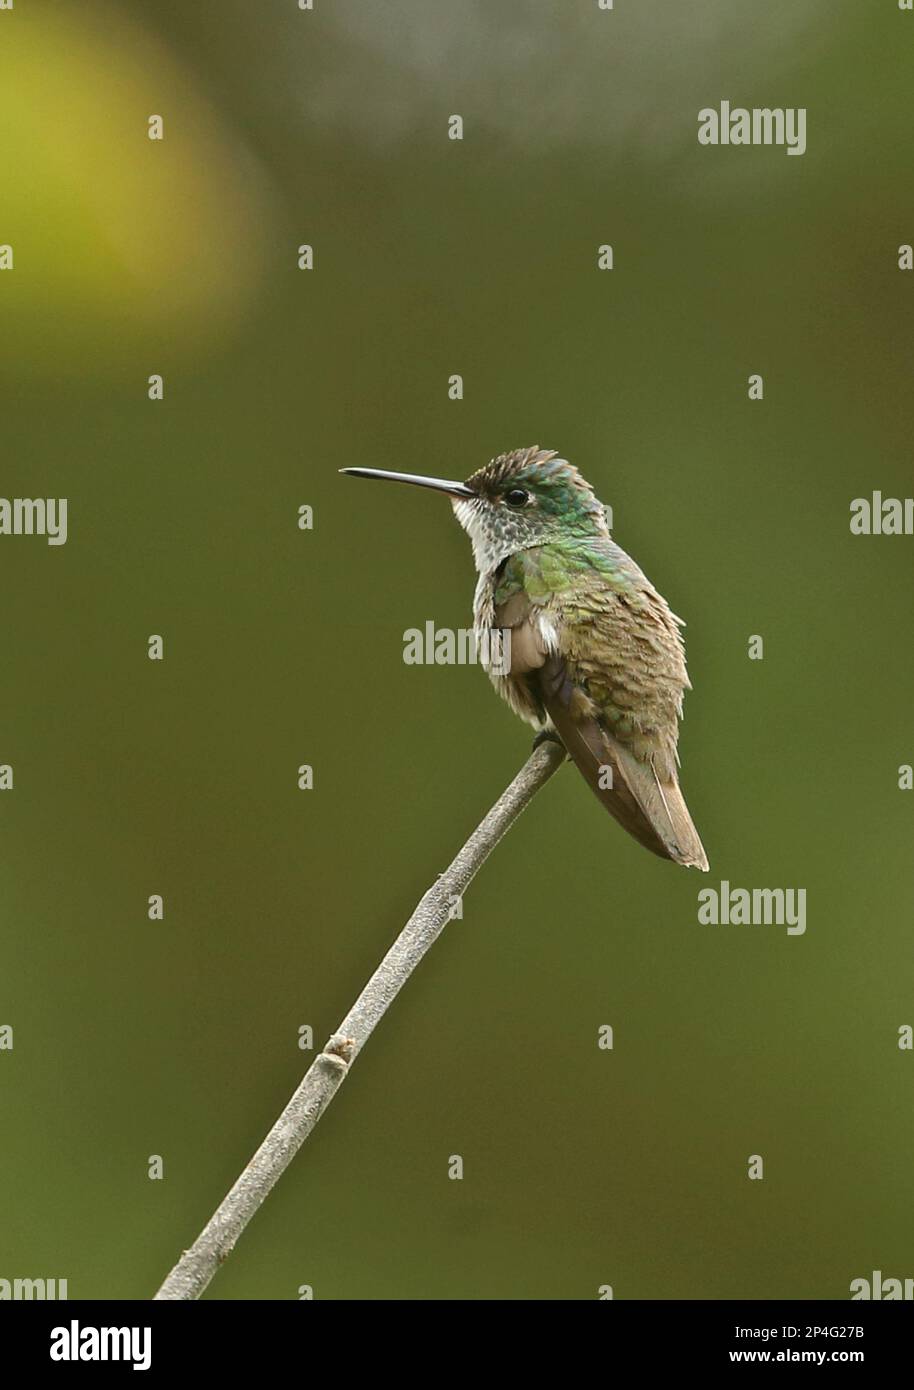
left=482, top=523, right=708, bottom=871
left=536, top=654, right=707, bottom=868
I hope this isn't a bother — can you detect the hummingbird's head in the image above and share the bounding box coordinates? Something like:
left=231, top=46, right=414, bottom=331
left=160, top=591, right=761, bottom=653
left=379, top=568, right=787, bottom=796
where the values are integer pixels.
left=453, top=447, right=610, bottom=572
left=340, top=446, right=609, bottom=573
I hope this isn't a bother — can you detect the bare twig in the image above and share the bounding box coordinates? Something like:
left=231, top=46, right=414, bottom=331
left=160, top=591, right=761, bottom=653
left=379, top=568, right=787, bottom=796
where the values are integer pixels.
left=153, top=738, right=566, bottom=1300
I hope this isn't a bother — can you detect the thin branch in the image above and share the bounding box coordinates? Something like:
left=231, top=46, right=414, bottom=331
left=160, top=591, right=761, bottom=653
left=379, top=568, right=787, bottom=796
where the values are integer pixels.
left=153, top=738, right=566, bottom=1300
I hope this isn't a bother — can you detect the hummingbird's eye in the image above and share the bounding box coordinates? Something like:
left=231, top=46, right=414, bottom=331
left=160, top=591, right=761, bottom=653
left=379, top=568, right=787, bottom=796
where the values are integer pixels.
left=504, top=487, right=530, bottom=508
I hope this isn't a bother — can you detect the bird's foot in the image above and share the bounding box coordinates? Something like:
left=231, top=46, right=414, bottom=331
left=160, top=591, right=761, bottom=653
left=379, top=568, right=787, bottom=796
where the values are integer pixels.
left=531, top=730, right=565, bottom=753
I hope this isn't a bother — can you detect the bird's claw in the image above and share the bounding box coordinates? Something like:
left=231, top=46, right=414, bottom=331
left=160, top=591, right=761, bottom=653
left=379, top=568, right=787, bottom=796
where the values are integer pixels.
left=531, top=730, right=565, bottom=753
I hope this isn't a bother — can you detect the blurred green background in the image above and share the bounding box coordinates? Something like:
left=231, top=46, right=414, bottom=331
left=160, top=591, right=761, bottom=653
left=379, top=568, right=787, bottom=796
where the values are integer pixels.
left=1, top=0, right=912, bottom=1300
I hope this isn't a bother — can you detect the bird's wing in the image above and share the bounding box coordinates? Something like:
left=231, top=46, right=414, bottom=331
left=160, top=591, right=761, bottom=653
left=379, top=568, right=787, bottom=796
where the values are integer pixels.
left=495, top=541, right=708, bottom=869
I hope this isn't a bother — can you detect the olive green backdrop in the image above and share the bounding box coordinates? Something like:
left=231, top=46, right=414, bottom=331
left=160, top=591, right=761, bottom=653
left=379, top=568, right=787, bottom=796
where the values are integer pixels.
left=1, top=0, right=912, bottom=1300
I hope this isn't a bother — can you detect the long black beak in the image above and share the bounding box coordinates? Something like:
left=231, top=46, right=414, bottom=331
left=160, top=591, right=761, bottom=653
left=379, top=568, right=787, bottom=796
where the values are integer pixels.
left=340, top=467, right=476, bottom=499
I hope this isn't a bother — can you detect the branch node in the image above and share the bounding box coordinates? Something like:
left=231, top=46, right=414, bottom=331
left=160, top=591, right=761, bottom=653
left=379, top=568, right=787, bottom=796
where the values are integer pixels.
left=321, top=1034, right=356, bottom=1068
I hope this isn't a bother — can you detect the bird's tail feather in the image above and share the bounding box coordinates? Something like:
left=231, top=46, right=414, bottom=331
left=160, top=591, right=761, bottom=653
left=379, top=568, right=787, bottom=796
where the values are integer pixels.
left=539, top=665, right=708, bottom=870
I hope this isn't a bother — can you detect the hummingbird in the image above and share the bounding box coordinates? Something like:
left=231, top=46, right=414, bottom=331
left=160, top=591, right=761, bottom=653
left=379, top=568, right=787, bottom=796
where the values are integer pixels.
left=341, top=446, right=708, bottom=870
